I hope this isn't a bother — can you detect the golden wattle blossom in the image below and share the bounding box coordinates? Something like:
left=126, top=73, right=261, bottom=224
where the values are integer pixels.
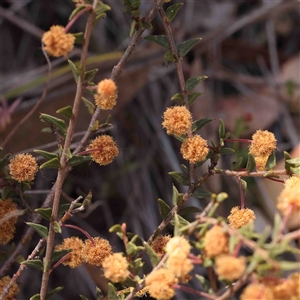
left=0, top=199, right=18, bottom=245
left=145, top=268, right=178, bottom=300
left=273, top=273, right=300, bottom=299
left=0, top=276, right=19, bottom=300
left=87, top=135, right=119, bottom=166
left=162, top=106, right=192, bottom=136
left=180, top=134, right=209, bottom=164
left=277, top=175, right=300, bottom=215
left=151, top=235, right=171, bottom=259
left=204, top=225, right=229, bottom=258
left=102, top=253, right=129, bottom=283
left=83, top=237, right=112, bottom=266
left=165, top=236, right=191, bottom=256
left=95, top=79, right=118, bottom=110
left=215, top=255, right=246, bottom=281
left=227, top=206, right=256, bottom=229
left=9, top=153, right=38, bottom=182
left=240, top=283, right=274, bottom=300
left=42, top=25, right=75, bottom=57
left=55, top=237, right=84, bottom=268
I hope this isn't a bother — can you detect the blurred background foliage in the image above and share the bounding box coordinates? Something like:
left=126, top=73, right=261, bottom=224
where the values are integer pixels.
left=0, top=0, right=299, bottom=299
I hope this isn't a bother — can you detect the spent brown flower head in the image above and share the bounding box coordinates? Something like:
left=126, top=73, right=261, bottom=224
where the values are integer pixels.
left=215, top=255, right=246, bottom=281
left=87, top=135, right=119, bottom=166
left=95, top=79, right=118, bottom=110
left=55, top=237, right=84, bottom=268
left=0, top=276, right=19, bottom=300
left=0, top=199, right=18, bottom=245
left=227, top=206, right=256, bottom=229
left=165, top=236, right=191, bottom=256
left=166, top=251, right=194, bottom=282
left=180, top=135, right=208, bottom=164
left=42, top=25, right=75, bottom=57
left=240, top=283, right=274, bottom=300
left=249, top=130, right=277, bottom=157
left=204, top=225, right=229, bottom=258
left=151, top=235, right=171, bottom=259
left=162, top=106, right=192, bottom=136
left=277, top=175, right=300, bottom=215
left=145, top=268, right=178, bottom=300
left=102, top=253, right=129, bottom=283
left=9, top=153, right=38, bottom=182
left=83, top=237, right=112, bottom=266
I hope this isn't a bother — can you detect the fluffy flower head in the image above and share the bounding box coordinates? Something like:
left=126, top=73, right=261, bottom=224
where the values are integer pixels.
left=0, top=199, right=18, bottom=245
left=145, top=268, right=178, bottom=300
left=55, top=237, right=84, bottom=268
left=215, top=255, right=246, bottom=281
left=273, top=273, right=300, bottom=299
left=180, top=135, right=208, bottom=164
left=241, top=283, right=274, bottom=300
left=227, top=206, right=256, bottom=229
left=42, top=25, right=75, bottom=57
left=87, top=135, right=119, bottom=166
left=83, top=237, right=112, bottom=266
left=165, top=236, right=191, bottom=256
left=249, top=130, right=277, bottom=157
left=9, top=153, right=38, bottom=182
left=102, top=253, right=129, bottom=283
left=204, top=225, right=229, bottom=258
left=162, top=106, right=192, bottom=136
left=95, top=79, right=118, bottom=110
left=0, top=276, right=19, bottom=300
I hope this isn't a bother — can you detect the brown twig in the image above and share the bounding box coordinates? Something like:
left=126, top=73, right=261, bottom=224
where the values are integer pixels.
left=214, top=168, right=288, bottom=178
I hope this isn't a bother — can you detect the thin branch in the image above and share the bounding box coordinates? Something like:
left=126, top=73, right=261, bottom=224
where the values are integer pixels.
left=214, top=168, right=288, bottom=178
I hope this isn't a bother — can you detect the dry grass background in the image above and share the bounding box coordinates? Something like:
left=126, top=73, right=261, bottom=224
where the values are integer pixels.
left=0, top=0, right=300, bottom=299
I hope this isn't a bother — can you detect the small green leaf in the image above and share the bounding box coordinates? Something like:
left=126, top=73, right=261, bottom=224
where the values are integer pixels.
left=107, top=283, right=119, bottom=300
left=186, top=76, right=208, bottom=91
left=158, top=198, right=171, bottom=219
left=79, top=295, right=89, bottom=300
left=21, top=259, right=43, bottom=270
left=46, top=287, right=64, bottom=300
left=126, top=241, right=138, bottom=256
left=188, top=92, right=202, bottom=105
left=34, top=208, right=52, bottom=221
left=132, top=258, right=143, bottom=274
left=129, top=19, right=136, bottom=37
left=33, top=150, right=58, bottom=160
left=246, top=153, right=256, bottom=172
left=272, top=213, right=282, bottom=242
left=164, top=50, right=176, bottom=65
left=95, top=1, right=111, bottom=15
left=265, top=151, right=276, bottom=170
left=178, top=38, right=201, bottom=57
left=73, top=32, right=84, bottom=44
left=56, top=106, right=73, bottom=119
left=193, top=188, right=212, bottom=199
left=67, top=155, right=92, bottom=167
left=144, top=35, right=169, bottom=49
left=279, top=261, right=300, bottom=271
left=39, top=113, right=67, bottom=134
left=168, top=171, right=189, bottom=186
left=109, top=224, right=122, bottom=233
left=231, top=156, right=244, bottom=170
left=290, top=166, right=300, bottom=174
left=216, top=192, right=228, bottom=203
left=172, top=184, right=179, bottom=207
left=0, top=153, right=11, bottom=170
left=171, top=93, right=184, bottom=104
left=82, top=97, right=95, bottom=115
left=144, top=242, right=160, bottom=267
left=69, top=5, right=86, bottom=20
left=26, top=222, right=48, bottom=238
left=84, top=68, right=98, bottom=83
left=218, top=119, right=225, bottom=139
left=179, top=206, right=202, bottom=217
left=240, top=179, right=247, bottom=196
left=82, top=190, right=92, bottom=207
left=181, top=164, right=189, bottom=174
left=192, top=118, right=213, bottom=133
left=284, top=151, right=292, bottom=172
left=142, top=20, right=152, bottom=30
left=1, top=186, right=10, bottom=199
left=286, top=157, right=300, bottom=165
left=39, top=157, right=61, bottom=169
left=219, top=147, right=235, bottom=154
left=68, top=59, right=79, bottom=82
left=30, top=294, right=41, bottom=300
left=166, top=3, right=183, bottom=22
left=53, top=221, right=61, bottom=234
left=51, top=249, right=72, bottom=263
left=173, top=134, right=186, bottom=142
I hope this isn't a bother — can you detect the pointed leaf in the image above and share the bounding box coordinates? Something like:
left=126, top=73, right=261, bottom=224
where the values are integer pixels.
left=82, top=97, right=95, bottom=115
left=34, top=207, right=52, bottom=221
left=142, top=20, right=152, bottom=30
left=218, top=118, right=225, bottom=139
left=168, top=171, right=189, bottom=186
left=286, top=157, right=300, bottom=165
left=144, top=242, right=160, bottom=267
left=39, top=113, right=67, bottom=134
left=30, top=294, right=41, bottom=300
left=21, top=259, right=43, bottom=270
left=84, top=68, right=98, bottom=83
left=1, top=186, right=10, bottom=199
left=186, top=76, right=208, bottom=91
left=0, top=153, right=11, bottom=170
left=158, top=198, right=171, bottom=219
left=132, top=258, right=143, bottom=274
left=69, top=5, right=86, bottom=20
left=219, top=147, right=235, bottom=154
left=107, top=283, right=119, bottom=300
left=82, top=190, right=92, bottom=208
left=144, top=35, right=169, bottom=49
left=51, top=249, right=72, bottom=263
left=53, top=221, right=61, bottom=234
left=67, top=155, right=92, bottom=167
left=171, top=184, right=179, bottom=207
left=164, top=50, right=175, bottom=66
left=26, top=222, right=48, bottom=238
left=193, top=188, right=212, bottom=199
left=171, top=93, right=184, bottom=104
left=109, top=224, right=122, bottom=233
left=246, top=153, right=256, bottom=172
left=265, top=151, right=276, bottom=170
left=33, top=150, right=58, bottom=160
left=173, top=134, right=186, bottom=142
left=166, top=3, right=183, bottom=22
left=284, top=151, right=292, bottom=172
left=68, top=59, right=79, bottom=82
left=39, top=157, right=61, bottom=169
left=46, top=287, right=64, bottom=300
left=192, top=118, right=213, bottom=133
left=231, top=156, right=244, bottom=170
left=178, top=38, right=201, bottom=57
left=290, top=166, right=300, bottom=174
left=56, top=106, right=73, bottom=119
left=188, top=92, right=202, bottom=105
left=240, top=179, right=247, bottom=196
left=73, top=32, right=84, bottom=44
left=95, top=1, right=111, bottom=15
